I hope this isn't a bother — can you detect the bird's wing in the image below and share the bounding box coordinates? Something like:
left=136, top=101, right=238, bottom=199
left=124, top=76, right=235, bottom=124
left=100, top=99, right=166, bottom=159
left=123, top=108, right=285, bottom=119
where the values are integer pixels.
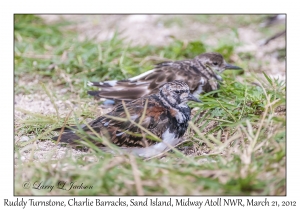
left=55, top=96, right=170, bottom=148
left=88, top=60, right=202, bottom=100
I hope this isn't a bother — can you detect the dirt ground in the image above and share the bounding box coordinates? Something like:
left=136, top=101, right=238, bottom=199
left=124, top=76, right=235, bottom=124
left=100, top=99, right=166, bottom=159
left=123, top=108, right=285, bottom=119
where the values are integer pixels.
left=15, top=15, right=286, bottom=162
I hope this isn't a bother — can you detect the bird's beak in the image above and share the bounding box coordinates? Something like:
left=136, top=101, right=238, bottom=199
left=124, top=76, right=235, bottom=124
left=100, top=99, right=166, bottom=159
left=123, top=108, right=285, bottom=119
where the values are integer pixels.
left=187, top=93, right=202, bottom=102
left=225, top=63, right=243, bottom=70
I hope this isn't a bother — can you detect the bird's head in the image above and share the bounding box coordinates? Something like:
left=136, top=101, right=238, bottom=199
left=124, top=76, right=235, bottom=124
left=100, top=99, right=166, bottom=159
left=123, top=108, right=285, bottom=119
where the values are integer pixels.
left=159, top=80, right=201, bottom=107
left=195, top=52, right=242, bottom=73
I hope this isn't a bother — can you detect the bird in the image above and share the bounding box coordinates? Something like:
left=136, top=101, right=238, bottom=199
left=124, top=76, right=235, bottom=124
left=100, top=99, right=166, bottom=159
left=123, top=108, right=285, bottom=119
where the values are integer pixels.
left=87, top=52, right=242, bottom=102
left=53, top=80, right=201, bottom=158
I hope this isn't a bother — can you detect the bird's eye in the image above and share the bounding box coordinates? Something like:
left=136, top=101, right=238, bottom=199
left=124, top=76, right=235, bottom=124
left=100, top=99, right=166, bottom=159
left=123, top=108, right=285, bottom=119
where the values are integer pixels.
left=175, top=90, right=180, bottom=94
left=213, top=62, right=218, bottom=66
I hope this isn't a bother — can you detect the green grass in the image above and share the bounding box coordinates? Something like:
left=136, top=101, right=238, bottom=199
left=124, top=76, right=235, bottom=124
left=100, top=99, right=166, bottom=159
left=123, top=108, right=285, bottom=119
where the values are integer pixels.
left=14, top=15, right=286, bottom=195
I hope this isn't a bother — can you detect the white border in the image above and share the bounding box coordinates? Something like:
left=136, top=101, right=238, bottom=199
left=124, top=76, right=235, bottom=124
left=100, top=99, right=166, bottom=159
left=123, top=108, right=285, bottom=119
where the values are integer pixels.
left=2, top=0, right=299, bottom=209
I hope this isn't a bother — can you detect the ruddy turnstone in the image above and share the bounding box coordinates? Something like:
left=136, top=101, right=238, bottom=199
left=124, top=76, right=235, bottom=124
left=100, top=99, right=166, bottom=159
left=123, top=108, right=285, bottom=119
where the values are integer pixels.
left=53, top=81, right=201, bottom=158
left=88, top=52, right=242, bottom=102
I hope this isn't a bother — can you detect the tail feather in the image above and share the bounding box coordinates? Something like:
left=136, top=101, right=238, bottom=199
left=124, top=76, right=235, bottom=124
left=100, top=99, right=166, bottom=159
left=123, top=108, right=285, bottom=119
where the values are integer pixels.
left=53, top=124, right=86, bottom=132
left=53, top=131, right=105, bottom=147
left=87, top=82, right=151, bottom=100
left=88, top=81, right=115, bottom=87
left=52, top=132, right=82, bottom=144
left=88, top=89, right=148, bottom=101
left=87, top=91, right=102, bottom=100
left=87, top=91, right=101, bottom=96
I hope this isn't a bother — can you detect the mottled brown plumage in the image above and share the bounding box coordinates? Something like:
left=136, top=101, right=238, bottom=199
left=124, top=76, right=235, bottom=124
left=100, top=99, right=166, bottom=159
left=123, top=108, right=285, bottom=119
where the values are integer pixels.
left=88, top=52, right=242, bottom=101
left=53, top=81, right=201, bottom=158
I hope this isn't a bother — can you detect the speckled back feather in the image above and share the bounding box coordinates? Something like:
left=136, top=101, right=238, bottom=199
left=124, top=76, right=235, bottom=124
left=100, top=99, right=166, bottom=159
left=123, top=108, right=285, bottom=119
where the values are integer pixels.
left=87, top=52, right=241, bottom=101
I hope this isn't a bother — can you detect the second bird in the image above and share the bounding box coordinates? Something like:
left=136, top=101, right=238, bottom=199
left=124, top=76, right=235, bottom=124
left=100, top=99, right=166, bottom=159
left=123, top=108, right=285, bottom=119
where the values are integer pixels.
left=88, top=52, right=242, bottom=101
